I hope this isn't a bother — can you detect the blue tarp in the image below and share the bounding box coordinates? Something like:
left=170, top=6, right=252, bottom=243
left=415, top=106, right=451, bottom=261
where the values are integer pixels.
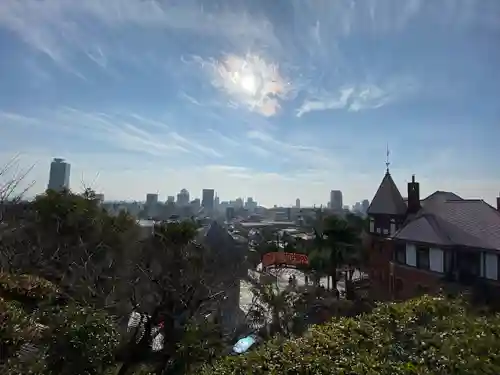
left=232, top=335, right=257, bottom=354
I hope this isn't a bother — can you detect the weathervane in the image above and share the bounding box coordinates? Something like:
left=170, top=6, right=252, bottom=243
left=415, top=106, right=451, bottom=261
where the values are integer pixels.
left=386, top=143, right=391, bottom=173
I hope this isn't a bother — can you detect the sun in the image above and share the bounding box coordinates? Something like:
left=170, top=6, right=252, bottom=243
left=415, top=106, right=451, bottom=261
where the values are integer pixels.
left=240, top=74, right=257, bottom=94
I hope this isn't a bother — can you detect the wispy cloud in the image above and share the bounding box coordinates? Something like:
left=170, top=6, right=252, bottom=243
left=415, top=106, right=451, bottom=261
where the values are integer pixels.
left=1, top=0, right=499, bottom=206
left=0, top=0, right=278, bottom=71
left=296, top=78, right=418, bottom=117
left=0, top=108, right=223, bottom=159
left=193, top=53, right=292, bottom=117
left=246, top=130, right=340, bottom=170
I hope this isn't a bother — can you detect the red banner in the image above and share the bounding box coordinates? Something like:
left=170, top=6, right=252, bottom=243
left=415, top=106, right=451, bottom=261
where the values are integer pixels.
left=262, top=252, right=309, bottom=268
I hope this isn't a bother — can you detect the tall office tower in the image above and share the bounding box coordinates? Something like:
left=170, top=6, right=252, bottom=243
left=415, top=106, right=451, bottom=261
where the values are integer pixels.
left=361, top=199, right=370, bottom=213
left=295, top=198, right=301, bottom=208
left=146, top=193, right=159, bottom=206
left=177, top=188, right=190, bottom=206
left=145, top=193, right=159, bottom=218
left=47, top=158, right=71, bottom=192
left=202, top=189, right=215, bottom=211
left=330, top=190, right=343, bottom=210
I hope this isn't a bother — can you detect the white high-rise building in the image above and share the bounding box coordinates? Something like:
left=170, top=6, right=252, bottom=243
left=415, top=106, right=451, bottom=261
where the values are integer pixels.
left=47, top=158, right=70, bottom=192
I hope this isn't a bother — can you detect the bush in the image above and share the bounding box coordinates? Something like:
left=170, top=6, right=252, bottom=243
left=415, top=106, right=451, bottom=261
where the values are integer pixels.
left=0, top=272, right=119, bottom=375
left=0, top=272, right=61, bottom=307
left=40, top=304, right=119, bottom=375
left=0, top=297, right=44, bottom=361
left=199, top=295, right=500, bottom=375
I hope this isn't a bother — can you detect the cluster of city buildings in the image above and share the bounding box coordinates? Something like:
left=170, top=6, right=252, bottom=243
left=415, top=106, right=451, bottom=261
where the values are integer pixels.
left=45, top=158, right=371, bottom=222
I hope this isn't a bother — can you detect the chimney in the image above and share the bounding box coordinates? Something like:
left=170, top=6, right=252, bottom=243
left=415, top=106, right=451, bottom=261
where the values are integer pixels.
left=497, top=193, right=500, bottom=211
left=407, top=174, right=421, bottom=215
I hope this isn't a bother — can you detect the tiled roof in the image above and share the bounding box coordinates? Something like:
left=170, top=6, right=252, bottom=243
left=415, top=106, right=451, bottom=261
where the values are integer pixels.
left=393, top=199, right=500, bottom=251
left=421, top=191, right=462, bottom=207
left=366, top=171, right=407, bottom=216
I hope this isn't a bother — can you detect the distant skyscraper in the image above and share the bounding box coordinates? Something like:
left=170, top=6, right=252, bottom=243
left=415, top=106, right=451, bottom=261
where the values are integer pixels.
left=146, top=193, right=158, bottom=206
left=226, top=206, right=235, bottom=221
left=177, top=188, right=190, bottom=206
left=202, top=189, right=215, bottom=211
left=330, top=190, right=343, bottom=210
left=47, top=158, right=70, bottom=192
left=295, top=198, right=301, bottom=208
left=145, top=193, right=159, bottom=219
left=361, top=199, right=370, bottom=213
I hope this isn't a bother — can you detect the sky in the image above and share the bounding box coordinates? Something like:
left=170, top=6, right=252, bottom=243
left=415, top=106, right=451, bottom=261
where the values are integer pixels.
left=1, top=0, right=499, bottom=207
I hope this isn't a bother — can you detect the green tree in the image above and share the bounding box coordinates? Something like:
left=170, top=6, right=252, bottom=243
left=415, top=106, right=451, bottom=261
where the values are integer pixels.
left=115, top=221, right=241, bottom=375
left=311, top=215, right=362, bottom=296
left=1, top=188, right=140, bottom=311
left=246, top=282, right=309, bottom=339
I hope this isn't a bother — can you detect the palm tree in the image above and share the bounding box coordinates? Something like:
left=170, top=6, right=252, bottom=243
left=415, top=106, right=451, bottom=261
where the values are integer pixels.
left=313, top=215, right=361, bottom=294
left=246, top=282, right=308, bottom=338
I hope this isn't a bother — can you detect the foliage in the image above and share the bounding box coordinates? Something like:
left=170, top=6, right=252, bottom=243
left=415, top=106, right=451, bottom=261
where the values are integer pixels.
left=40, top=304, right=119, bottom=375
left=115, top=220, right=241, bottom=375
left=306, top=214, right=364, bottom=294
left=1, top=188, right=140, bottom=310
left=247, top=282, right=307, bottom=338
left=199, top=295, right=500, bottom=375
left=0, top=189, right=250, bottom=374
left=0, top=271, right=118, bottom=375
left=0, top=297, right=43, bottom=360
left=0, top=272, right=62, bottom=308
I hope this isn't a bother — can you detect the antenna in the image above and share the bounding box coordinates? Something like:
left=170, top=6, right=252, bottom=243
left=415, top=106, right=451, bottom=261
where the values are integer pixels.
left=385, top=143, right=391, bottom=173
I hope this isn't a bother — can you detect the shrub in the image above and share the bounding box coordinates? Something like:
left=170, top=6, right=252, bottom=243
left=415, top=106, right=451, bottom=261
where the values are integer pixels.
left=0, top=297, right=44, bottom=361
left=0, top=272, right=61, bottom=307
left=40, top=304, right=119, bottom=375
left=199, top=295, right=500, bottom=375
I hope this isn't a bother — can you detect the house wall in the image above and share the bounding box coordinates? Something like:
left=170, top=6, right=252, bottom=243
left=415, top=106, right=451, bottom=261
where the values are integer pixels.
left=391, top=263, right=443, bottom=300
left=371, top=238, right=500, bottom=301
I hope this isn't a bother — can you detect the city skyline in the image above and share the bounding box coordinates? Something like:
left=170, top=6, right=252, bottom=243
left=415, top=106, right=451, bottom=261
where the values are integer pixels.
left=1, top=1, right=499, bottom=207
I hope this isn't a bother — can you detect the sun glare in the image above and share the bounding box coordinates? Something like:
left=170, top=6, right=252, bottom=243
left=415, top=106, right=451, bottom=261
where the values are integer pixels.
left=240, top=74, right=256, bottom=94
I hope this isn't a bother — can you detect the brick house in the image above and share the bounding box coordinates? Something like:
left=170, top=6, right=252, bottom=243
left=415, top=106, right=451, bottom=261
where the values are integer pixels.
left=366, top=169, right=500, bottom=301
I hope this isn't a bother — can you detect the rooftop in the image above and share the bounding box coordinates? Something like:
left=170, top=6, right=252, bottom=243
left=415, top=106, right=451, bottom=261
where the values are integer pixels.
left=393, top=199, right=500, bottom=251
left=366, top=171, right=407, bottom=216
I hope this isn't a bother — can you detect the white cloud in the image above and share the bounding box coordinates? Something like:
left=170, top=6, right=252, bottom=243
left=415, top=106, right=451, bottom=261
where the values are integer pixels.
left=0, top=108, right=222, bottom=159
left=192, top=53, right=292, bottom=117
left=296, top=77, right=418, bottom=117
left=0, top=0, right=278, bottom=71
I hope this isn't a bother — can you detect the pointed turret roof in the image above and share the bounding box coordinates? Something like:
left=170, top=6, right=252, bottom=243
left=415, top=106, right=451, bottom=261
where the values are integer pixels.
left=367, top=171, right=407, bottom=216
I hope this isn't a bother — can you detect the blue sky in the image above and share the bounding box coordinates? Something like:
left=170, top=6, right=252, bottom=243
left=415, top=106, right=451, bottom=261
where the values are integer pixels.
left=1, top=0, right=499, bottom=207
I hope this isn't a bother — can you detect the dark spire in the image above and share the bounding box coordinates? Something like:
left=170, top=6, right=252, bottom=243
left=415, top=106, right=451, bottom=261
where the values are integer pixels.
left=366, top=170, right=407, bottom=216
left=386, top=143, right=391, bottom=173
